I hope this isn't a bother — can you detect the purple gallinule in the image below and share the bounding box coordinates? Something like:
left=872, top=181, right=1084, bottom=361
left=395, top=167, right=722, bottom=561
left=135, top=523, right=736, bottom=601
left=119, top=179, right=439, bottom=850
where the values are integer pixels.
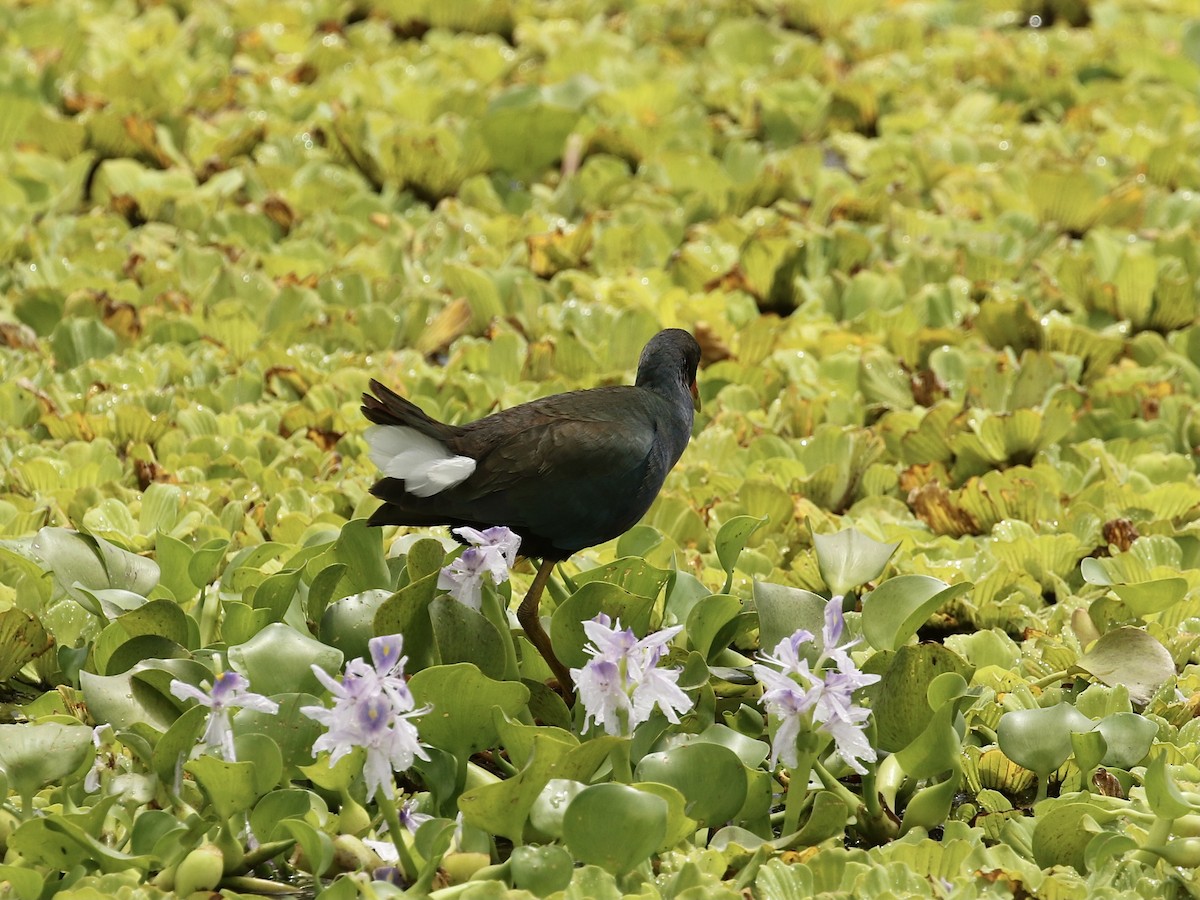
left=361, top=329, right=701, bottom=691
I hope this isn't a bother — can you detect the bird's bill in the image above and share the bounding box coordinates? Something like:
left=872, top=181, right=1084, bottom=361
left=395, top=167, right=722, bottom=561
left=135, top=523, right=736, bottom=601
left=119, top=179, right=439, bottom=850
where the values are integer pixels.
left=690, top=379, right=701, bottom=411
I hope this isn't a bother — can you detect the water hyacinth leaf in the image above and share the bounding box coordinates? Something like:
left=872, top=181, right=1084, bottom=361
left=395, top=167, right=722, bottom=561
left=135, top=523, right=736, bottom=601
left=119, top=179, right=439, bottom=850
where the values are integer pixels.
left=893, top=674, right=970, bottom=780
left=250, top=789, right=324, bottom=845
left=715, top=515, right=767, bottom=593
left=103, top=635, right=189, bottom=676
left=480, top=79, right=596, bottom=181
left=2, top=527, right=160, bottom=601
left=0, top=865, right=43, bottom=900
left=186, top=754, right=261, bottom=819
left=997, top=703, right=1094, bottom=777
left=572, top=557, right=672, bottom=600
left=1079, top=558, right=1113, bottom=586
left=462, top=735, right=617, bottom=841
left=1109, top=578, right=1188, bottom=616
left=630, top=782, right=695, bottom=850
left=871, top=644, right=974, bottom=753
left=331, top=518, right=391, bottom=594
left=1094, top=712, right=1157, bottom=768
left=250, top=567, right=304, bottom=622
left=0, top=722, right=92, bottom=799
left=694, top=723, right=771, bottom=769
left=227, top=622, right=343, bottom=697
left=408, top=664, right=529, bottom=761
left=1069, top=626, right=1174, bottom=705
left=862, top=576, right=972, bottom=652
left=634, top=742, right=747, bottom=828
left=753, top=581, right=827, bottom=656
left=1085, top=832, right=1140, bottom=872
left=563, top=783, right=668, bottom=874
left=319, top=589, right=392, bottom=663
left=1031, top=802, right=1103, bottom=872
left=1143, top=755, right=1196, bottom=820
left=1069, top=729, right=1107, bottom=775
left=374, top=572, right=440, bottom=672
left=510, top=844, right=575, bottom=896
left=899, top=772, right=960, bottom=836
left=793, top=789, right=851, bottom=846
left=0, top=609, right=52, bottom=682
left=188, top=538, right=230, bottom=590
left=152, top=704, right=208, bottom=787
left=664, top=570, right=715, bottom=628
left=235, top=693, right=325, bottom=772
left=495, top=708, right=576, bottom=770
left=406, top=538, right=448, bottom=582
left=9, top=816, right=153, bottom=875
left=549, top=581, right=654, bottom=668
left=233, top=732, right=285, bottom=795
left=811, top=527, right=899, bottom=596
left=429, top=596, right=508, bottom=680
left=80, top=667, right=181, bottom=732
left=686, top=593, right=743, bottom=660
left=93, top=599, right=190, bottom=674
left=528, top=778, right=588, bottom=839
left=278, top=818, right=333, bottom=877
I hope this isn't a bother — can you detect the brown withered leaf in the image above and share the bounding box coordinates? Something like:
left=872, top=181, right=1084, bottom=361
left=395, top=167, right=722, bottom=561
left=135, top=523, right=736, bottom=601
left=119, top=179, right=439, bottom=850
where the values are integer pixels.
left=908, top=480, right=981, bottom=537
left=0, top=322, right=39, bottom=350
left=263, top=195, right=297, bottom=233
left=692, top=320, right=732, bottom=365
left=526, top=219, right=594, bottom=278
left=416, top=297, right=472, bottom=357
left=307, top=426, right=344, bottom=452
left=109, top=194, right=146, bottom=226
left=1102, top=518, right=1138, bottom=553
left=134, top=458, right=175, bottom=490
left=1092, top=768, right=1125, bottom=798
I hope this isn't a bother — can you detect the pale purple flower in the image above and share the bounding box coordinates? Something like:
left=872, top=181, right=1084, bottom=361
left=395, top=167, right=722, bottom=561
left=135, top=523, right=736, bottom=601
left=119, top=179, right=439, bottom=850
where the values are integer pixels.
left=398, top=797, right=433, bottom=834
left=170, top=670, right=279, bottom=761
left=437, top=526, right=521, bottom=610
left=753, top=596, right=881, bottom=774
left=301, top=634, right=430, bottom=800
left=572, top=614, right=692, bottom=735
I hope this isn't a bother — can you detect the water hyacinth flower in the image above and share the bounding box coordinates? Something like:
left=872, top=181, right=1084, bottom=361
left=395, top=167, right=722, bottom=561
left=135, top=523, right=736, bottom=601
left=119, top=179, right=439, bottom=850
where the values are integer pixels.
left=301, top=634, right=430, bottom=800
left=572, top=614, right=692, bottom=736
left=753, top=596, right=881, bottom=774
left=170, top=670, right=279, bottom=762
left=437, top=526, right=521, bottom=611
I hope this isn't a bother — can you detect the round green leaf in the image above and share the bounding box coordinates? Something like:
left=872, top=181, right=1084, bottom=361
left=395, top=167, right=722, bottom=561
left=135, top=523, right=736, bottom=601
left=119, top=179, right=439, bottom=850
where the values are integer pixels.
left=510, top=844, right=574, bottom=896
left=1094, top=712, right=1157, bottom=769
left=997, top=703, right=1094, bottom=777
left=753, top=581, right=826, bottom=656
left=563, top=783, right=667, bottom=874
left=1032, top=802, right=1103, bottom=872
left=634, top=741, right=747, bottom=828
left=715, top=515, right=767, bottom=593
left=685, top=593, right=742, bottom=660
left=812, top=528, right=899, bottom=596
left=862, top=576, right=972, bottom=652
left=1110, top=578, right=1188, bottom=616
left=871, top=644, right=974, bottom=753
left=429, top=596, right=507, bottom=680
left=0, top=722, right=92, bottom=797
left=319, top=589, right=392, bottom=663
left=227, top=622, right=343, bottom=697
left=1070, top=626, right=1174, bottom=705
left=529, top=778, right=587, bottom=839
left=408, top=663, right=529, bottom=760
left=549, top=581, right=654, bottom=668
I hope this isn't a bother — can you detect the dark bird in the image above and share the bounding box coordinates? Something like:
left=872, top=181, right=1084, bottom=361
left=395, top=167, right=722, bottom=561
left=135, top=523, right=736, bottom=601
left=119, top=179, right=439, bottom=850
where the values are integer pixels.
left=361, top=328, right=702, bottom=691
